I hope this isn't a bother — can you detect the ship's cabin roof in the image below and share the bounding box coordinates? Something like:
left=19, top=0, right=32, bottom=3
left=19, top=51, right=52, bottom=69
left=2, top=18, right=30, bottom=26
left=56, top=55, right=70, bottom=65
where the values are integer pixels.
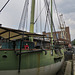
left=0, top=27, right=46, bottom=41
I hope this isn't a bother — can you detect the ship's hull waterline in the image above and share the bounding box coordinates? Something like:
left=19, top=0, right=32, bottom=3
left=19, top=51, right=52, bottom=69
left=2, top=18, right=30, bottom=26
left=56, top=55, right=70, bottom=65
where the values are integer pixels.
left=0, top=58, right=64, bottom=75
left=0, top=49, right=64, bottom=75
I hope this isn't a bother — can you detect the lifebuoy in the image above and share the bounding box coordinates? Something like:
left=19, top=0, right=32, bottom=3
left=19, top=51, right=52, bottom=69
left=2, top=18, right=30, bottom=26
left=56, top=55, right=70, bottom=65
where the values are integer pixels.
left=24, top=44, right=29, bottom=50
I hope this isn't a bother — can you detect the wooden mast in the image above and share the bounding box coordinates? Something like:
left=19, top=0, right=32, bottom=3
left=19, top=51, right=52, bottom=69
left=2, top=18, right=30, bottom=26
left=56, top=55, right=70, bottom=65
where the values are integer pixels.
left=51, top=0, right=53, bottom=55
left=30, top=0, right=35, bottom=42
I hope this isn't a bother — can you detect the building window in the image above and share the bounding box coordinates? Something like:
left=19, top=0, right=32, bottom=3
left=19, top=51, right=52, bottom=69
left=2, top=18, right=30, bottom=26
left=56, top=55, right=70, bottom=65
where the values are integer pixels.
left=61, top=32, right=64, bottom=39
left=56, top=33, right=59, bottom=39
left=46, top=34, right=49, bottom=37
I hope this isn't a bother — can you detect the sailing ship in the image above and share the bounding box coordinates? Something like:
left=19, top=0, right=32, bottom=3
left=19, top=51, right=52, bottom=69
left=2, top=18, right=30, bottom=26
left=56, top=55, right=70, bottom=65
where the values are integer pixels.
left=0, top=0, right=65, bottom=75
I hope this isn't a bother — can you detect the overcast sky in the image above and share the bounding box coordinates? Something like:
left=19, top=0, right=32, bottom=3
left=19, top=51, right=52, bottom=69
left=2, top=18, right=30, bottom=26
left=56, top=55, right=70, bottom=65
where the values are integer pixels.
left=0, top=0, right=75, bottom=40
left=55, top=0, right=75, bottom=41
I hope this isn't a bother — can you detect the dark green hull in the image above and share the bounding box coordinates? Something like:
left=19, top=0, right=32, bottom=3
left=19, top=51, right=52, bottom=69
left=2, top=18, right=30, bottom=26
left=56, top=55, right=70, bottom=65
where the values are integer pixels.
left=0, top=49, right=64, bottom=75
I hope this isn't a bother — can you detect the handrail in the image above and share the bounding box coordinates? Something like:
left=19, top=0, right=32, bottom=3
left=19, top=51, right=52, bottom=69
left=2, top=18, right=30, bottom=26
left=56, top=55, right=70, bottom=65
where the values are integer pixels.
left=16, top=49, right=47, bottom=55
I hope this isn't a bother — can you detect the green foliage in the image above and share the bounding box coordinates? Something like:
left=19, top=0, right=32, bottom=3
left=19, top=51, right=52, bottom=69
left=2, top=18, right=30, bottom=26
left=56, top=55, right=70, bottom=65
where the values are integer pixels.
left=71, top=39, right=75, bottom=45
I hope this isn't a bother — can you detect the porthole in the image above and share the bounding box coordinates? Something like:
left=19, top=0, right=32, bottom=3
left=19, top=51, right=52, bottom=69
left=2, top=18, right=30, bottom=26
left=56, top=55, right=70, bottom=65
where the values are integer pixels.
left=2, top=55, right=7, bottom=58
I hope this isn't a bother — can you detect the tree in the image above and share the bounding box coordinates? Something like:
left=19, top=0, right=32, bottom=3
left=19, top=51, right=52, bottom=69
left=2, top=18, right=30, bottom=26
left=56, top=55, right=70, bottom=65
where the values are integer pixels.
left=71, top=39, right=75, bottom=45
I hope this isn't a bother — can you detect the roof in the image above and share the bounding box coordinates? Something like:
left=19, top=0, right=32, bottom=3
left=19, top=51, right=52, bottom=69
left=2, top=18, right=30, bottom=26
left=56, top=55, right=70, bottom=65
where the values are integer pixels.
left=0, top=27, right=45, bottom=40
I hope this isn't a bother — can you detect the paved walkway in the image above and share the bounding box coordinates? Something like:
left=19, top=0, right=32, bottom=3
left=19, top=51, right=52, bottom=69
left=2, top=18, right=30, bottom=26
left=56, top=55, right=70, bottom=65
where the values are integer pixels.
left=73, top=54, right=75, bottom=75
left=64, top=61, right=71, bottom=75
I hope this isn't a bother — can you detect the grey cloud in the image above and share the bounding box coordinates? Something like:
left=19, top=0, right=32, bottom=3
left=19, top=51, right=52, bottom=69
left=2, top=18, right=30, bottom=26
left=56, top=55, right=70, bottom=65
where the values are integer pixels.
left=56, top=0, right=75, bottom=14
left=0, top=0, right=75, bottom=40
left=0, top=0, right=25, bottom=28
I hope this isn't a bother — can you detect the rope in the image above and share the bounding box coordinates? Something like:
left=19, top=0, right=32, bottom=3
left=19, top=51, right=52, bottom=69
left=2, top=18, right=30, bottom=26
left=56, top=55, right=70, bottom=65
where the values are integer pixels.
left=44, top=8, right=49, bottom=31
left=44, top=0, right=58, bottom=40
left=0, top=0, right=10, bottom=12
left=36, top=0, right=38, bottom=33
left=44, top=0, right=51, bottom=32
left=34, top=5, right=45, bottom=24
left=53, top=0, right=61, bottom=27
left=22, top=0, right=29, bottom=31
left=40, top=0, right=42, bottom=33
left=18, top=0, right=29, bottom=30
left=44, top=0, right=51, bottom=31
left=26, top=7, right=28, bottom=31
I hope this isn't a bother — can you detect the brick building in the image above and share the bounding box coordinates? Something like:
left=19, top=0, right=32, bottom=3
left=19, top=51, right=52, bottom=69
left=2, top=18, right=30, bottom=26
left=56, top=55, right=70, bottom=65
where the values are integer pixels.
left=43, top=27, right=71, bottom=43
